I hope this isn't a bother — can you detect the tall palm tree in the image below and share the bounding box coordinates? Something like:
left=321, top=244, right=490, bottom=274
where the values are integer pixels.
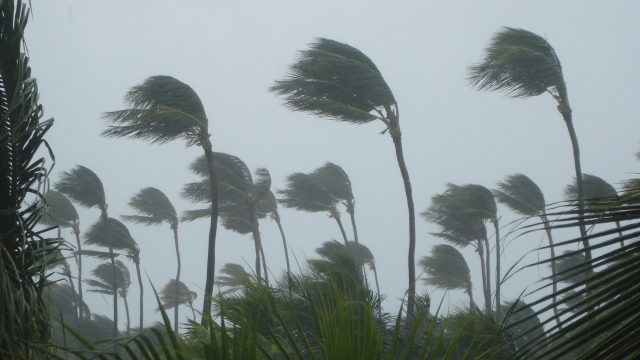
left=422, top=184, right=496, bottom=313
left=55, top=165, right=119, bottom=336
left=468, top=27, right=590, bottom=262
left=83, top=217, right=143, bottom=330
left=87, top=261, right=132, bottom=335
left=564, top=174, right=625, bottom=246
left=419, top=244, right=475, bottom=309
left=312, top=162, right=360, bottom=245
left=158, top=279, right=198, bottom=321
left=494, top=173, right=562, bottom=327
left=278, top=171, right=349, bottom=246
left=215, top=263, right=252, bottom=295
left=103, top=75, right=220, bottom=326
left=122, top=187, right=182, bottom=332
left=181, top=153, right=272, bottom=281
left=271, top=38, right=418, bottom=313
left=40, top=191, right=85, bottom=319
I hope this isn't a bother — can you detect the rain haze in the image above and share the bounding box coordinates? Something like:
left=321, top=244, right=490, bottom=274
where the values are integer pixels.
left=27, top=1, right=640, bottom=331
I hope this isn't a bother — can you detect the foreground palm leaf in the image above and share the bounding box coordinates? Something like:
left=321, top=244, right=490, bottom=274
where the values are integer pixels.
left=103, top=75, right=219, bottom=326
left=468, top=27, right=590, bottom=262
left=271, top=38, right=418, bottom=313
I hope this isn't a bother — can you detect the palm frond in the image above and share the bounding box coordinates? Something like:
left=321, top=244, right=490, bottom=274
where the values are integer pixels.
left=83, top=217, right=138, bottom=251
left=468, top=27, right=567, bottom=100
left=563, top=174, right=619, bottom=206
left=158, top=279, right=197, bottom=310
left=419, top=244, right=471, bottom=291
left=270, top=38, right=395, bottom=124
left=494, top=173, right=545, bottom=217
left=216, top=263, right=251, bottom=294
left=123, top=187, right=178, bottom=227
left=102, top=76, right=208, bottom=147
left=76, top=249, right=121, bottom=260
left=277, top=172, right=337, bottom=213
left=40, top=191, right=79, bottom=228
left=88, top=261, right=130, bottom=294
left=311, top=162, right=354, bottom=203
left=54, top=165, right=106, bottom=209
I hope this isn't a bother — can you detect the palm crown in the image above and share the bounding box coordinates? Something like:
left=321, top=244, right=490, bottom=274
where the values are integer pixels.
left=55, top=165, right=107, bottom=211
left=123, top=187, right=179, bottom=228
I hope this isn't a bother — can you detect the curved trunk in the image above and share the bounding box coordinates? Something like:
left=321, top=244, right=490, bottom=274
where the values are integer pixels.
left=172, top=226, right=181, bottom=333
left=373, top=266, right=381, bottom=297
left=274, top=213, right=291, bottom=280
left=615, top=220, right=625, bottom=247
left=250, top=207, right=263, bottom=280
left=101, top=208, right=118, bottom=337
left=477, top=241, right=490, bottom=312
left=201, top=147, right=219, bottom=328
left=64, top=264, right=78, bottom=321
left=334, top=215, right=349, bottom=246
left=561, top=110, right=591, bottom=262
left=73, top=226, right=84, bottom=320
left=483, top=237, right=492, bottom=313
left=391, top=133, right=416, bottom=316
left=259, top=240, right=269, bottom=284
left=122, top=293, right=131, bottom=336
left=493, top=220, right=501, bottom=319
left=466, top=281, right=476, bottom=310
left=135, top=258, right=143, bottom=331
left=541, top=212, right=563, bottom=330
left=348, top=205, right=359, bottom=246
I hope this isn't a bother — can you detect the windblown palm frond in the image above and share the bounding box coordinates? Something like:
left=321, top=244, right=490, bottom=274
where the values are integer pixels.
left=87, top=260, right=131, bottom=295
left=76, top=249, right=121, bottom=260
left=84, top=217, right=138, bottom=252
left=40, top=191, right=79, bottom=228
left=467, top=27, right=566, bottom=100
left=216, top=263, right=251, bottom=295
left=500, top=300, right=546, bottom=353
left=102, top=76, right=208, bottom=147
left=312, top=162, right=354, bottom=205
left=122, top=187, right=178, bottom=227
left=277, top=172, right=337, bottom=214
left=564, top=174, right=619, bottom=205
left=158, top=279, right=197, bottom=311
left=55, top=165, right=106, bottom=210
left=419, top=244, right=471, bottom=291
left=494, top=173, right=546, bottom=216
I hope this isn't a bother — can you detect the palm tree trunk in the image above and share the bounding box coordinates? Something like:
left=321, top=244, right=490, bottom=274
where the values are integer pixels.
left=250, top=208, right=263, bottom=279
left=123, top=294, right=131, bottom=336
left=334, top=216, right=349, bottom=246
left=390, top=133, right=417, bottom=316
left=493, top=220, right=501, bottom=319
left=477, top=241, right=490, bottom=312
left=73, top=226, right=84, bottom=320
left=466, top=282, right=476, bottom=310
left=259, top=241, right=269, bottom=284
left=252, top=236, right=262, bottom=279
left=615, top=220, right=625, bottom=247
left=561, top=110, right=591, bottom=262
left=541, top=212, right=563, bottom=330
left=201, top=147, right=219, bottom=328
left=483, top=237, right=492, bottom=313
left=172, top=226, right=181, bottom=333
left=64, top=264, right=79, bottom=321
left=101, top=209, right=118, bottom=337
left=373, top=266, right=381, bottom=297
left=348, top=206, right=359, bottom=246
left=274, top=213, right=291, bottom=280
left=135, top=259, right=143, bottom=331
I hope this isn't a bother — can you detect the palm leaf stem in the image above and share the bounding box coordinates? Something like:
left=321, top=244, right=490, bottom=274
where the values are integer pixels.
left=172, top=226, right=181, bottom=333
left=201, top=147, right=219, bottom=328
left=541, top=212, right=563, bottom=330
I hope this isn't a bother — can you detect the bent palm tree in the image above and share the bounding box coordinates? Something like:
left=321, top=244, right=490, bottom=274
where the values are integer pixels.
left=494, top=173, right=562, bottom=327
left=278, top=172, right=349, bottom=246
left=312, top=162, right=360, bottom=245
left=564, top=174, right=625, bottom=247
left=271, top=38, right=418, bottom=313
left=158, top=279, right=198, bottom=321
left=103, top=75, right=219, bottom=326
left=55, top=165, right=118, bottom=336
left=41, top=191, right=85, bottom=319
left=87, top=261, right=131, bottom=335
left=122, top=187, right=182, bottom=332
left=181, top=153, right=272, bottom=281
left=468, top=27, right=590, bottom=262
left=83, top=218, right=143, bottom=330
left=419, top=244, right=475, bottom=309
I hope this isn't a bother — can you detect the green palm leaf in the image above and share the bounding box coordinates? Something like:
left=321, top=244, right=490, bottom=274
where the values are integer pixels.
left=123, top=187, right=178, bottom=227
left=40, top=191, right=79, bottom=228
left=158, top=279, right=198, bottom=310
left=55, top=165, right=106, bottom=210
left=83, top=217, right=138, bottom=252
left=494, top=173, right=546, bottom=217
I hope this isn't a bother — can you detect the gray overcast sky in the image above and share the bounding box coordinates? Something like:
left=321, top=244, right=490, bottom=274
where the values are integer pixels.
left=27, top=1, right=640, bottom=329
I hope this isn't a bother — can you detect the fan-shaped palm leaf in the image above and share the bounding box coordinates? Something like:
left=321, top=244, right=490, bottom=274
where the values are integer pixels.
left=103, top=75, right=219, bottom=327
left=468, top=27, right=590, bottom=263
left=419, top=244, right=475, bottom=308
left=271, top=38, right=418, bottom=312
left=216, top=263, right=251, bottom=295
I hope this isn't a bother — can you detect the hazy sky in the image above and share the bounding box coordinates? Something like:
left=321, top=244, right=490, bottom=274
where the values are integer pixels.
left=26, top=1, right=640, bottom=330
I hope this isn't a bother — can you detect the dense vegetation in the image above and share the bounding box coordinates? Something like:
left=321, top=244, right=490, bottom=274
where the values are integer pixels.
left=2, top=1, right=639, bottom=359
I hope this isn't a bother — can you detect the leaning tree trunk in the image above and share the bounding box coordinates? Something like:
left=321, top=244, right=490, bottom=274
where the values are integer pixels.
left=73, top=226, right=84, bottom=320
left=134, top=256, right=143, bottom=331
left=390, top=131, right=417, bottom=316
left=477, top=241, right=491, bottom=312
left=541, top=212, right=563, bottom=330
left=273, top=212, right=291, bottom=281
left=201, top=147, right=219, bottom=328
left=172, top=226, right=181, bottom=333
left=122, top=293, right=131, bottom=336
left=483, top=237, right=492, bottom=313
left=333, top=212, right=349, bottom=246
left=466, top=282, right=476, bottom=310
left=493, top=220, right=501, bottom=319
left=372, top=265, right=381, bottom=297
left=259, top=241, right=269, bottom=284
left=63, top=263, right=79, bottom=321
left=347, top=202, right=359, bottom=246
left=101, top=209, right=118, bottom=337
left=561, top=108, right=591, bottom=262
left=249, top=208, right=263, bottom=280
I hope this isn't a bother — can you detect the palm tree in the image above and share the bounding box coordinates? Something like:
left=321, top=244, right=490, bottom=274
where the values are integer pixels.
left=158, top=279, right=198, bottom=321
left=260, top=191, right=292, bottom=282
left=312, top=162, right=360, bottom=245
left=468, top=27, right=590, bottom=262
left=83, top=217, right=144, bottom=330
left=278, top=172, right=349, bottom=246
left=422, top=184, right=496, bottom=313
left=271, top=38, right=418, bottom=313
left=419, top=244, right=475, bottom=309
left=103, top=75, right=220, bottom=326
left=55, top=165, right=119, bottom=336
left=494, top=173, right=562, bottom=327
left=215, top=263, right=252, bottom=295
left=40, top=191, right=86, bottom=319
left=122, top=187, right=182, bottom=332
left=87, top=261, right=132, bottom=335
left=564, top=174, right=625, bottom=246
left=181, top=153, right=272, bottom=281
left=315, top=240, right=381, bottom=296
left=43, top=249, right=79, bottom=320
